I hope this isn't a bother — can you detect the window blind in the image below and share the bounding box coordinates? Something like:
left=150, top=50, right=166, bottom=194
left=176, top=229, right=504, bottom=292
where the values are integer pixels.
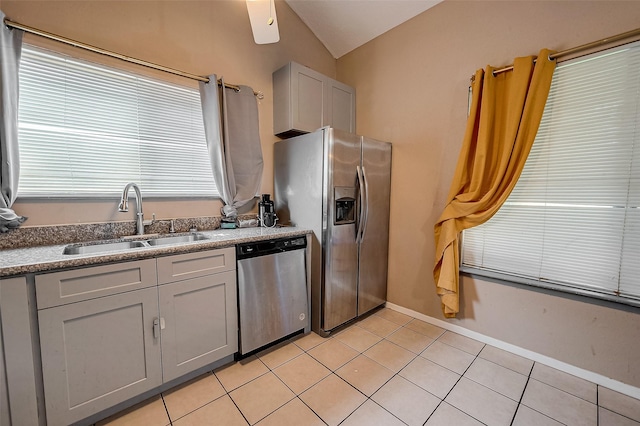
left=461, top=41, right=640, bottom=303
left=17, top=45, right=218, bottom=198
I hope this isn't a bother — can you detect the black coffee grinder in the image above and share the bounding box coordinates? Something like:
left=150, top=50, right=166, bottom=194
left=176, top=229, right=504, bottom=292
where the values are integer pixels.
left=258, top=194, right=278, bottom=227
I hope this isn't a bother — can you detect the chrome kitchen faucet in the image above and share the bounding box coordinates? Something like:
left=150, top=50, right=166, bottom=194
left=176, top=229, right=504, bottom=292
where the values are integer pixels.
left=118, top=182, right=145, bottom=235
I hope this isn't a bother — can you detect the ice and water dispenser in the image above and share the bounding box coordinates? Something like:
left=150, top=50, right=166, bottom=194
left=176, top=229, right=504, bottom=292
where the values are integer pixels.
left=334, top=187, right=356, bottom=225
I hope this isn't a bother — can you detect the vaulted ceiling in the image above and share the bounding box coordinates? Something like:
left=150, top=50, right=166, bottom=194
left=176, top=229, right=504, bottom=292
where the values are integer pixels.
left=284, top=0, right=443, bottom=58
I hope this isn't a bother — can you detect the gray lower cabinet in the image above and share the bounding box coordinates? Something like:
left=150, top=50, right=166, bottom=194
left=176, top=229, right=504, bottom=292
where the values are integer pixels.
left=35, top=248, right=238, bottom=426
left=38, top=287, right=162, bottom=426
left=1, top=276, right=41, bottom=426
left=0, top=332, right=9, bottom=426
left=159, top=270, right=237, bottom=382
left=156, top=247, right=237, bottom=383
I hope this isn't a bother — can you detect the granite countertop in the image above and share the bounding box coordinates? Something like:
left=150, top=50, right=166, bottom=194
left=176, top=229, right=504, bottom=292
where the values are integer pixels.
left=0, top=226, right=311, bottom=277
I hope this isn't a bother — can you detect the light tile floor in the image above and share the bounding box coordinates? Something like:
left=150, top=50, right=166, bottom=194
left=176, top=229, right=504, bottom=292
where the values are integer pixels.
left=97, top=308, right=640, bottom=426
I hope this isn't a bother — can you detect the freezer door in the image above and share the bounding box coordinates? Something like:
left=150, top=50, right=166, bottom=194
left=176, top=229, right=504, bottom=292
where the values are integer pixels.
left=358, top=137, right=392, bottom=316
left=322, top=129, right=361, bottom=331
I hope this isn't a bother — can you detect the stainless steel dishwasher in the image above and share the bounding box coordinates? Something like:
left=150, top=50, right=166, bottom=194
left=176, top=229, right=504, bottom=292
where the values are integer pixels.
left=236, top=236, right=309, bottom=355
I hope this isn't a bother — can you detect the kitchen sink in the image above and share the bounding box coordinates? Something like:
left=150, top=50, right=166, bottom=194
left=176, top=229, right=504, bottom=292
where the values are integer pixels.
left=146, top=233, right=209, bottom=246
left=62, top=240, right=149, bottom=255
left=62, top=233, right=211, bottom=255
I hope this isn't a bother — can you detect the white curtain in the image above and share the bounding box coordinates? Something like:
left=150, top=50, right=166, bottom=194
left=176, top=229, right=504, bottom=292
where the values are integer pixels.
left=199, top=75, right=263, bottom=218
left=0, top=12, right=26, bottom=232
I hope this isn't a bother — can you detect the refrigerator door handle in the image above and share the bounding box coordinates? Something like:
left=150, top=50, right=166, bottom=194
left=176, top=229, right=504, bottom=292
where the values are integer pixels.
left=361, top=166, right=370, bottom=241
left=356, top=165, right=365, bottom=243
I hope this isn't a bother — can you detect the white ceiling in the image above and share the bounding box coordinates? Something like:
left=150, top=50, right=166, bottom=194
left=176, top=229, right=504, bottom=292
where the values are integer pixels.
left=284, top=0, right=443, bottom=58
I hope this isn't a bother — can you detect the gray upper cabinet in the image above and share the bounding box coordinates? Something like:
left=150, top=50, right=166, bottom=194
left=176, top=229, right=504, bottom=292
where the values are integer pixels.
left=327, top=79, right=356, bottom=135
left=273, top=62, right=355, bottom=137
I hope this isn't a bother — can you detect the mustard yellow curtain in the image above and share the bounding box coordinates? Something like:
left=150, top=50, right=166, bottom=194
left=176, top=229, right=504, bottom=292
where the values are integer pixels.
left=433, top=49, right=556, bottom=318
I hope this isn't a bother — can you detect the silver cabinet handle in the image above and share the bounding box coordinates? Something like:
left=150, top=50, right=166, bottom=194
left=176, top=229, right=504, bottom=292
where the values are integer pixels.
left=153, top=317, right=166, bottom=339
left=153, top=318, right=159, bottom=339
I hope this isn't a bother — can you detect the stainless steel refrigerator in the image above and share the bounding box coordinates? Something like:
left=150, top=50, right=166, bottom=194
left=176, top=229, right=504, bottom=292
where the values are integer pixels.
left=274, top=127, right=392, bottom=336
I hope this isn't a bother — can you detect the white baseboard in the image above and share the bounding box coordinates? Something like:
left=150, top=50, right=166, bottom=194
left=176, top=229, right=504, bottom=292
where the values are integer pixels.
left=385, top=301, right=640, bottom=401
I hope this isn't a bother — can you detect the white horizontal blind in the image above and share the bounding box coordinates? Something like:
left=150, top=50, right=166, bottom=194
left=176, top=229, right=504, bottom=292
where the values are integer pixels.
left=17, top=45, right=218, bottom=198
left=462, top=41, right=640, bottom=302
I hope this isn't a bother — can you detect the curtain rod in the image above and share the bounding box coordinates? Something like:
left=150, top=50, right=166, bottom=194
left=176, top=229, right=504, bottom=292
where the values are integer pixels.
left=473, top=26, right=640, bottom=81
left=3, top=18, right=264, bottom=99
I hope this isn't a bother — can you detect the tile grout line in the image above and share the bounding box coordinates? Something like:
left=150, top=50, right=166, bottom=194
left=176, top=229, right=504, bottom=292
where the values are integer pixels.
left=385, top=318, right=468, bottom=425
left=348, top=332, right=414, bottom=425
left=254, top=335, right=359, bottom=425
left=242, top=349, right=307, bottom=425
left=526, top=370, right=600, bottom=405
left=300, top=345, right=369, bottom=424
left=164, top=372, right=248, bottom=425
left=508, top=360, right=535, bottom=426
left=213, top=356, right=272, bottom=425
left=371, top=321, right=446, bottom=426
left=318, top=329, right=397, bottom=425
left=512, top=362, right=571, bottom=426
left=329, top=345, right=407, bottom=425
left=226, top=390, right=252, bottom=425
left=160, top=393, right=173, bottom=426
left=596, top=384, right=599, bottom=426
left=292, top=395, right=329, bottom=426
left=423, top=340, right=487, bottom=425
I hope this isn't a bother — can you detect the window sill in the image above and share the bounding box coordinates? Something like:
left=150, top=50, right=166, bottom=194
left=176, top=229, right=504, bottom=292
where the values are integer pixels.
left=459, top=265, right=640, bottom=310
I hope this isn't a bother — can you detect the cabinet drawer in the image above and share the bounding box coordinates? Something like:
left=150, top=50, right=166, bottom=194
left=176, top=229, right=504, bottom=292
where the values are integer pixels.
left=157, top=247, right=235, bottom=284
left=36, top=259, right=157, bottom=309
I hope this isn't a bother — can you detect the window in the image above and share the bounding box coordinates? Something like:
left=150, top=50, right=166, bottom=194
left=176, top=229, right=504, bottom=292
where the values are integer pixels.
left=17, top=45, right=218, bottom=198
left=461, top=41, right=640, bottom=305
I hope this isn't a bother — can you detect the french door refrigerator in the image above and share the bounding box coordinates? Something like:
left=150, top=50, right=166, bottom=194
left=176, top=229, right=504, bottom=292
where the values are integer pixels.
left=274, top=127, right=392, bottom=335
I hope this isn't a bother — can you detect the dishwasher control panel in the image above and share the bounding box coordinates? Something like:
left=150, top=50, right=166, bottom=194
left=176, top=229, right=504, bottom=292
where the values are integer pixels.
left=236, top=236, right=306, bottom=259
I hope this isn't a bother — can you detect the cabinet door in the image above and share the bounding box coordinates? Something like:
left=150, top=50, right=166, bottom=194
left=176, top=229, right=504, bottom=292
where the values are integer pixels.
left=274, top=62, right=327, bottom=136
left=0, top=331, right=8, bottom=426
left=39, top=287, right=162, bottom=426
left=159, top=270, right=238, bottom=382
left=0, top=276, right=39, bottom=426
left=327, top=79, right=356, bottom=134
left=292, top=63, right=327, bottom=134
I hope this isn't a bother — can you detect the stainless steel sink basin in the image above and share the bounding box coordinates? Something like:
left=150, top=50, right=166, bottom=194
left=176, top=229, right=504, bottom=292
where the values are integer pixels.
left=146, top=233, right=209, bottom=246
left=62, top=240, right=149, bottom=255
left=62, top=233, right=211, bottom=255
